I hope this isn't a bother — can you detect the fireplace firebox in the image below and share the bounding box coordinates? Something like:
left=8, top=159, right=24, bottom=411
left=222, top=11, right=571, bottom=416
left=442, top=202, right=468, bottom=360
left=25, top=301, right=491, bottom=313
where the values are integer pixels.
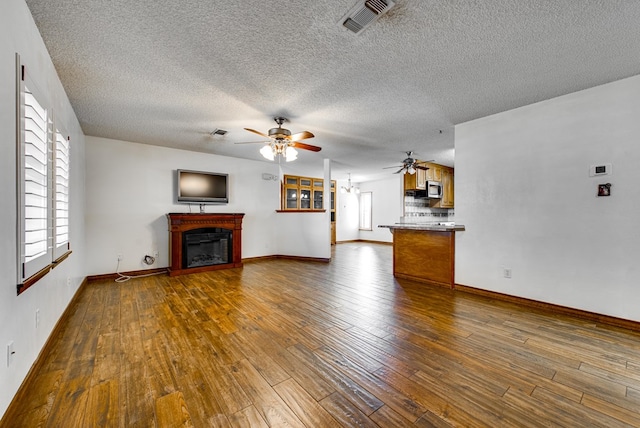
left=167, top=213, right=244, bottom=276
left=183, top=228, right=231, bottom=268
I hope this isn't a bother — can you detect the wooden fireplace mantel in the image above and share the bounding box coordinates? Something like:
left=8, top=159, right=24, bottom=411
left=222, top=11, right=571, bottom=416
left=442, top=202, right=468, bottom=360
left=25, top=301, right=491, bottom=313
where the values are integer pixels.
left=167, top=213, right=244, bottom=276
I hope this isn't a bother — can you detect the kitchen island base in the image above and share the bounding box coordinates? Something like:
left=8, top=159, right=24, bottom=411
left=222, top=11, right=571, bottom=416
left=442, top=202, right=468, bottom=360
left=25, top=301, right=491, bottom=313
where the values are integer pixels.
left=393, top=228, right=456, bottom=288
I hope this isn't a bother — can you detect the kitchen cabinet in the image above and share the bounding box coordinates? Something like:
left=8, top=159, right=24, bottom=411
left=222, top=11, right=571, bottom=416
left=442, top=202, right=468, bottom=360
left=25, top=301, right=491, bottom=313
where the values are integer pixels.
left=404, top=167, right=427, bottom=190
left=379, top=224, right=465, bottom=288
left=439, top=167, right=454, bottom=208
left=402, top=162, right=454, bottom=208
left=282, top=175, right=335, bottom=211
left=425, top=163, right=443, bottom=182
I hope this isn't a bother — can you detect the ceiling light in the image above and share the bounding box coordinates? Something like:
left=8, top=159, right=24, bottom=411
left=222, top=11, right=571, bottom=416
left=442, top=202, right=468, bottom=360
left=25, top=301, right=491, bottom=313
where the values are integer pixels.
left=260, top=139, right=298, bottom=162
left=341, top=173, right=360, bottom=194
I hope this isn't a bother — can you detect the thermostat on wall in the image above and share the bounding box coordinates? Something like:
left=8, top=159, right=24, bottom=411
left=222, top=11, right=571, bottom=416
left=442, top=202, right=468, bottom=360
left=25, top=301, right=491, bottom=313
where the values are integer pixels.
left=589, top=163, right=612, bottom=177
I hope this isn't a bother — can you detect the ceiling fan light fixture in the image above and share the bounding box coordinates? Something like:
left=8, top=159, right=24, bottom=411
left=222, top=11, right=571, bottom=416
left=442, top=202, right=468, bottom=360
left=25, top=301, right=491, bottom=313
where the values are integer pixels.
left=285, top=146, right=298, bottom=162
left=245, top=117, right=320, bottom=162
left=260, top=140, right=298, bottom=162
left=260, top=144, right=275, bottom=161
left=407, top=165, right=416, bottom=175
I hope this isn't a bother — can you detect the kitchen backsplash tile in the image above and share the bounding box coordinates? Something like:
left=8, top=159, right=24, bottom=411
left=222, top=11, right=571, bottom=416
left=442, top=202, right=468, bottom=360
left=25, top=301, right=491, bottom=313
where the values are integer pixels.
left=403, top=195, right=454, bottom=220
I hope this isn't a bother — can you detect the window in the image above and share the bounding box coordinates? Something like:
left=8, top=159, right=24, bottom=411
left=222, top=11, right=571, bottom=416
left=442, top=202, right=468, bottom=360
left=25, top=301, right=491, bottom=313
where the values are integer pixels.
left=17, top=57, right=71, bottom=294
left=359, top=191, right=372, bottom=230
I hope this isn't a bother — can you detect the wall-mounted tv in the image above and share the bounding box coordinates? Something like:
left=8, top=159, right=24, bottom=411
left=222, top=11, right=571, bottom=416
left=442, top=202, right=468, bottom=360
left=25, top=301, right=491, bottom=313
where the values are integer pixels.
left=176, top=169, right=229, bottom=204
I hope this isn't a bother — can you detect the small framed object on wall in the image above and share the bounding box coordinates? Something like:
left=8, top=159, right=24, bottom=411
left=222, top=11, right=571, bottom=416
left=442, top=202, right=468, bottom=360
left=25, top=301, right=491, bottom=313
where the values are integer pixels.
left=597, top=183, right=611, bottom=197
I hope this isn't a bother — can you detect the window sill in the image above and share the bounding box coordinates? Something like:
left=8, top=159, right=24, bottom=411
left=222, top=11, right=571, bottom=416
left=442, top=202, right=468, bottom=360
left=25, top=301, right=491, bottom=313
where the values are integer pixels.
left=17, top=250, right=72, bottom=295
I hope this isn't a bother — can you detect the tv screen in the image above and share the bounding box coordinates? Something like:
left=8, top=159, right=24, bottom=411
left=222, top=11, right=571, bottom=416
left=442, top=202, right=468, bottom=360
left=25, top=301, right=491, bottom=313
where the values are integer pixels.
left=177, top=169, right=228, bottom=204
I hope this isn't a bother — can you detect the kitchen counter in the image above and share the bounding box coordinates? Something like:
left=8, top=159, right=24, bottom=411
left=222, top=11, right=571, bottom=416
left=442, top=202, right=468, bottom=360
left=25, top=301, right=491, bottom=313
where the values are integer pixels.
left=379, top=223, right=465, bottom=288
left=379, top=223, right=465, bottom=232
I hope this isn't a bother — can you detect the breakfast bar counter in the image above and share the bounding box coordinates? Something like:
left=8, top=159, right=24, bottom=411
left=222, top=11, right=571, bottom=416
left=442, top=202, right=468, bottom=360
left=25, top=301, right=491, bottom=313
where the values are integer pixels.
left=379, top=223, right=465, bottom=288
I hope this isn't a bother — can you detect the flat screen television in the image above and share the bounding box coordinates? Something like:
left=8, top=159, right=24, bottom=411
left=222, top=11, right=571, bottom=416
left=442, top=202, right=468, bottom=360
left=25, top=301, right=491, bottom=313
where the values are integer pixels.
left=176, top=169, right=229, bottom=204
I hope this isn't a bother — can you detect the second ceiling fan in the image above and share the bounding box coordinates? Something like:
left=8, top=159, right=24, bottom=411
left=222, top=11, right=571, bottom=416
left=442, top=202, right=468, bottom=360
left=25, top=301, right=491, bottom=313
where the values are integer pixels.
left=239, top=117, right=321, bottom=162
left=384, top=151, right=432, bottom=174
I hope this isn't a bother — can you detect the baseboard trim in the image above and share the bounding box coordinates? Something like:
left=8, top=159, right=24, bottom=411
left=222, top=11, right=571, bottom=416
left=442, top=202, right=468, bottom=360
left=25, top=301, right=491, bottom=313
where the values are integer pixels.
left=336, top=239, right=393, bottom=245
left=2, top=277, right=88, bottom=422
left=243, top=255, right=330, bottom=263
left=87, top=267, right=169, bottom=282
left=455, top=283, right=640, bottom=333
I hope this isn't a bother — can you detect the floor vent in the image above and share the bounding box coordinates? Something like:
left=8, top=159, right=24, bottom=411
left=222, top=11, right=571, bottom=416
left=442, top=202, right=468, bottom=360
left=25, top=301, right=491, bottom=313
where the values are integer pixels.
left=339, top=0, right=395, bottom=34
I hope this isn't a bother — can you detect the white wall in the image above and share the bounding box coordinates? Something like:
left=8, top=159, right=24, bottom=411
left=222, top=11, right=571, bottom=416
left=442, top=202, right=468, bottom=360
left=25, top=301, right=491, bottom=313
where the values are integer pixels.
left=335, top=179, right=360, bottom=242
left=85, top=138, right=333, bottom=273
left=455, top=74, right=640, bottom=322
left=275, top=160, right=332, bottom=259
left=358, top=175, right=403, bottom=243
left=0, top=0, right=86, bottom=418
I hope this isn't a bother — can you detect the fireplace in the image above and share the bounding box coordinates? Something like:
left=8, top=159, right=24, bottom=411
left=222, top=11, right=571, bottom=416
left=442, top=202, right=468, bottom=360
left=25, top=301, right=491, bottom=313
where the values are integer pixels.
left=167, top=213, right=244, bottom=276
left=183, top=228, right=231, bottom=268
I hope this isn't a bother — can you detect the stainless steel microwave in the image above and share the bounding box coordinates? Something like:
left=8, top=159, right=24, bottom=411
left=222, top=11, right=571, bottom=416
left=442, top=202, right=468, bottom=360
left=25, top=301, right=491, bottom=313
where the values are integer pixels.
left=427, top=181, right=442, bottom=198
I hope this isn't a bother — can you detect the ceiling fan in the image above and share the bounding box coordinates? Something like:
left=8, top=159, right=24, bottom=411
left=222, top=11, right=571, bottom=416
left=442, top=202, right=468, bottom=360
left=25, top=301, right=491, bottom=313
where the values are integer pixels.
left=237, top=117, right=321, bottom=162
left=384, top=151, right=432, bottom=174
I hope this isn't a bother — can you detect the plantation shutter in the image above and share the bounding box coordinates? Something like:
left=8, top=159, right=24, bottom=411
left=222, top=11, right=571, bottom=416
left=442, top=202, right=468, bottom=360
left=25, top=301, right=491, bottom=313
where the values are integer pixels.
left=54, top=130, right=70, bottom=258
left=21, top=82, right=53, bottom=279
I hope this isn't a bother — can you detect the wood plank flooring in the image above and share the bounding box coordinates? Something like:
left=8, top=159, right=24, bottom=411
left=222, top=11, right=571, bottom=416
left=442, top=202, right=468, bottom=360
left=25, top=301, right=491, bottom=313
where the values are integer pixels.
left=3, top=242, right=640, bottom=427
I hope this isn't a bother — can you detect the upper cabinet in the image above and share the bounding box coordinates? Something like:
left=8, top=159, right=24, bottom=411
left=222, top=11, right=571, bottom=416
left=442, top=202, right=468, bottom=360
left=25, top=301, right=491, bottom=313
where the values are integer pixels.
left=404, top=167, right=427, bottom=190
left=425, top=163, right=443, bottom=182
left=403, top=161, right=454, bottom=208
left=439, top=167, right=454, bottom=208
left=281, top=174, right=336, bottom=212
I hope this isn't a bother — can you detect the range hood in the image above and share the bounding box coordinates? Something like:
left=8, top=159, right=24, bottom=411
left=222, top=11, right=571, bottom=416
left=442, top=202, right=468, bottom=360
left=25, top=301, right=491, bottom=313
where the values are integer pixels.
left=405, top=190, right=440, bottom=199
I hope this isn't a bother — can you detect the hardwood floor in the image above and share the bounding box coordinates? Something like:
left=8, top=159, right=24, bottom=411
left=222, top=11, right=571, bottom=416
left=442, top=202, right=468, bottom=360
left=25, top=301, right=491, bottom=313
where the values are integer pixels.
left=3, top=242, right=640, bottom=427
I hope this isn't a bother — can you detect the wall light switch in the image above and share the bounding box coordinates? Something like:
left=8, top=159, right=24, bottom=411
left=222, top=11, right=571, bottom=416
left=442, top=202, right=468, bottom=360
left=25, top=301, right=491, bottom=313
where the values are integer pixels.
left=589, top=163, right=612, bottom=177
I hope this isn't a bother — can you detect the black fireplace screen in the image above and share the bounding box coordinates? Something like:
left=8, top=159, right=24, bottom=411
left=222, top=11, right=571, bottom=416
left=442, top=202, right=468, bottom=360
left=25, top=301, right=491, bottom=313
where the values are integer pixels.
left=182, top=227, right=232, bottom=269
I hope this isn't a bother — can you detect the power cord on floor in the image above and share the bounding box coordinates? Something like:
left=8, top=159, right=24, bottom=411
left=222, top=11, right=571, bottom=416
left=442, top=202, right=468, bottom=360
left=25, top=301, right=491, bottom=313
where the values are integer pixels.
left=115, top=259, right=168, bottom=283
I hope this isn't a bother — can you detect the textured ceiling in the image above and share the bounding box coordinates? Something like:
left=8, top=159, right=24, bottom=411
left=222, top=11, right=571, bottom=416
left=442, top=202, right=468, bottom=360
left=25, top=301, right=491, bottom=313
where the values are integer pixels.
left=25, top=0, right=640, bottom=181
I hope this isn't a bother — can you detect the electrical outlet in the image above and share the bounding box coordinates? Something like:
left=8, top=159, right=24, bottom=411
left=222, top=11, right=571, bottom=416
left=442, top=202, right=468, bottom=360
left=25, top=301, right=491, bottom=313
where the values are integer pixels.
left=7, top=342, right=14, bottom=367
left=36, top=309, right=40, bottom=328
left=504, top=268, right=512, bottom=279
left=117, top=253, right=123, bottom=261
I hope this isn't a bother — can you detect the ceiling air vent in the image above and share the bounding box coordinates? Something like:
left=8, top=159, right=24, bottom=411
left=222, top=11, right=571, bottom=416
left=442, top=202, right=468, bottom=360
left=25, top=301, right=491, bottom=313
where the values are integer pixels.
left=339, top=0, right=395, bottom=34
left=210, top=128, right=228, bottom=136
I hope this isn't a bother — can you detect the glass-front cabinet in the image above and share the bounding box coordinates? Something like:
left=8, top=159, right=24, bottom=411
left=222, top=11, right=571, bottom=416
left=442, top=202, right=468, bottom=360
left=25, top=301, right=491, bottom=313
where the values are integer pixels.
left=282, top=174, right=335, bottom=212
left=313, top=179, right=323, bottom=209
left=284, top=176, right=299, bottom=209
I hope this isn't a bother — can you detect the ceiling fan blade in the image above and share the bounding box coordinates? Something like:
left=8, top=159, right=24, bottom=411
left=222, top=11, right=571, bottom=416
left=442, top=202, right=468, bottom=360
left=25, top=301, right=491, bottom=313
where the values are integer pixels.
left=394, top=167, right=405, bottom=174
left=291, top=141, right=322, bottom=152
left=244, top=128, right=270, bottom=138
left=289, top=131, right=314, bottom=141
left=415, top=165, right=430, bottom=170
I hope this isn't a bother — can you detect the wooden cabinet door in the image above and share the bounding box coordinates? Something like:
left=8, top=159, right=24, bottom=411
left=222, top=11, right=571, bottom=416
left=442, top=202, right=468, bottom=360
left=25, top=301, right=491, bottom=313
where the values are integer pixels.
left=440, top=168, right=454, bottom=208
left=404, top=172, right=418, bottom=190
left=416, top=168, right=427, bottom=189
left=428, top=164, right=442, bottom=182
